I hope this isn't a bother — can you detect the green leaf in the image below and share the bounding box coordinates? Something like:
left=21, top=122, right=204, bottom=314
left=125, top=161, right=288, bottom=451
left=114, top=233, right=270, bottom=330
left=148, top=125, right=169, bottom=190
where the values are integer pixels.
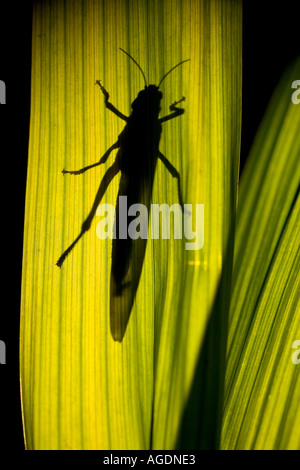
left=20, top=0, right=242, bottom=449
left=221, top=58, right=300, bottom=450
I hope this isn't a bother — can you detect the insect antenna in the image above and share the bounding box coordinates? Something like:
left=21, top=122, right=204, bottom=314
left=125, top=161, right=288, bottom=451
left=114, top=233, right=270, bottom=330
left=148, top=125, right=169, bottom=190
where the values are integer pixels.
left=158, top=59, right=190, bottom=88
left=119, top=48, right=147, bottom=88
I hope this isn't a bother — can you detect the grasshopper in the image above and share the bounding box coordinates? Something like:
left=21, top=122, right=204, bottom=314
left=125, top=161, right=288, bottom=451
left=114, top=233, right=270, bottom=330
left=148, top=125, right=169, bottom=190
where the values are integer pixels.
left=57, top=49, right=189, bottom=341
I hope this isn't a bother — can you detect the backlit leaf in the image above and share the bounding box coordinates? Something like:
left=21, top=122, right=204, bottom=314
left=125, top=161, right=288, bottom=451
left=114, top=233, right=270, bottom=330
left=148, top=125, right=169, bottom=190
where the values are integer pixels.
left=20, top=0, right=242, bottom=449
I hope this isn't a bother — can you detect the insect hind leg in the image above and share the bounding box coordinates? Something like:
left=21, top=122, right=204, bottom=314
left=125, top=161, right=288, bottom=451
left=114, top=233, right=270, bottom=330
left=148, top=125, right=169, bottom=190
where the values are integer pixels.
left=56, top=160, right=120, bottom=267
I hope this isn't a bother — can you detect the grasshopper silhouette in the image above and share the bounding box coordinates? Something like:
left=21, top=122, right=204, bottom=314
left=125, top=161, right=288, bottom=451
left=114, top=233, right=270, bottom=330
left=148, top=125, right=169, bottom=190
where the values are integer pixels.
left=57, top=49, right=189, bottom=341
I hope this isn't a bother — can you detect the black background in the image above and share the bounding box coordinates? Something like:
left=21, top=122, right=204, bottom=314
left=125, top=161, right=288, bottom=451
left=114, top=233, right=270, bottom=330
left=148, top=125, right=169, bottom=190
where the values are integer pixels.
left=0, top=1, right=299, bottom=453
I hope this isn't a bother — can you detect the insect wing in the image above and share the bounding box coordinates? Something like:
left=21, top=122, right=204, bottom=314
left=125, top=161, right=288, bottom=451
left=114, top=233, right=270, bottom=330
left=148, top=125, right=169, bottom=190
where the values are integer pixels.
left=110, top=178, right=151, bottom=341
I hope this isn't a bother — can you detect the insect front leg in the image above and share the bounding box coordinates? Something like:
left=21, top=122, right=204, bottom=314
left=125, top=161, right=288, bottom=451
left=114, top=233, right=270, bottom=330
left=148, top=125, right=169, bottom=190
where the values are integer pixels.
left=62, top=140, right=120, bottom=175
left=159, top=97, right=186, bottom=123
left=95, top=80, right=128, bottom=122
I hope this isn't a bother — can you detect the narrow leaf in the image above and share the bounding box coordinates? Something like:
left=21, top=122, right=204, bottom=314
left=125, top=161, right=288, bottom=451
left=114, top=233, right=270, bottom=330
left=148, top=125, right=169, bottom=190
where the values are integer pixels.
left=222, top=59, right=300, bottom=450
left=20, top=0, right=242, bottom=449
